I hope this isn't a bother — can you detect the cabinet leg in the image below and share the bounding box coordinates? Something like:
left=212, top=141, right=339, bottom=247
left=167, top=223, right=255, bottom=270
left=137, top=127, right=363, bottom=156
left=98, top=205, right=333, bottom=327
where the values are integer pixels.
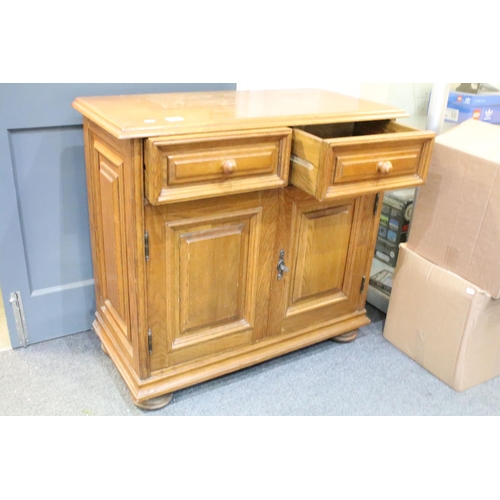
left=133, top=393, right=173, bottom=411
left=331, top=329, right=358, bottom=343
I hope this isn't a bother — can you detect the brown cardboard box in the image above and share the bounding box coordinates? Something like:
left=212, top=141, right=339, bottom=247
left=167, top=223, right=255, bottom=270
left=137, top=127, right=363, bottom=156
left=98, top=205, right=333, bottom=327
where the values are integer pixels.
left=383, top=244, right=500, bottom=392
left=408, top=119, right=500, bottom=298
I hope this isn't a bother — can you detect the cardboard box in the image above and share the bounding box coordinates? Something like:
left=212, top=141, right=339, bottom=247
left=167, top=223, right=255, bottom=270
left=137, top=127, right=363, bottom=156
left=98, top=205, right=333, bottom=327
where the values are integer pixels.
left=383, top=244, right=500, bottom=392
left=408, top=119, right=500, bottom=298
left=445, top=90, right=500, bottom=124
left=374, top=189, right=414, bottom=267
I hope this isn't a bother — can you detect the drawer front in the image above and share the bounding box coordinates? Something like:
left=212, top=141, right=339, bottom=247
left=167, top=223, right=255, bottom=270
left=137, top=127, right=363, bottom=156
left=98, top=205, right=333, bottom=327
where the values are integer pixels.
left=290, top=122, right=435, bottom=201
left=331, top=139, right=427, bottom=184
left=145, top=128, right=291, bottom=204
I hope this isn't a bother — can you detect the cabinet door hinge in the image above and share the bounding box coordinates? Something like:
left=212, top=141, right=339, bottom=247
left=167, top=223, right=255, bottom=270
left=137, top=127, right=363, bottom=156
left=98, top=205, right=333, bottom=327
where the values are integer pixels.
left=145, top=231, right=150, bottom=262
left=373, top=193, right=380, bottom=216
left=9, top=291, right=29, bottom=347
left=360, top=275, right=366, bottom=293
left=148, top=328, right=153, bottom=354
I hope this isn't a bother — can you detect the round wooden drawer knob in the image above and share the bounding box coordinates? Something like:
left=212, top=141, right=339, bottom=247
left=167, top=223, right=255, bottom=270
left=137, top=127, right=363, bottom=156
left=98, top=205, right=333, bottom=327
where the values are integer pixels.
left=222, top=159, right=237, bottom=174
left=377, top=161, right=393, bottom=175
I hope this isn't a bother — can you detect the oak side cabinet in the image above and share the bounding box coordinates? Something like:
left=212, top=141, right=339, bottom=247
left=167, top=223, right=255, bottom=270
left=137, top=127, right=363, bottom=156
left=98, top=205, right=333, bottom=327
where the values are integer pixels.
left=73, top=89, right=435, bottom=409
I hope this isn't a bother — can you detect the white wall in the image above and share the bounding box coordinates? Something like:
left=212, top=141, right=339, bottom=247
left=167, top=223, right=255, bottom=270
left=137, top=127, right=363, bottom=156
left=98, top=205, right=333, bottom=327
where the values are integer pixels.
left=237, top=81, right=361, bottom=98
left=237, top=82, right=500, bottom=121
left=360, top=84, right=433, bottom=116
left=236, top=82, right=434, bottom=112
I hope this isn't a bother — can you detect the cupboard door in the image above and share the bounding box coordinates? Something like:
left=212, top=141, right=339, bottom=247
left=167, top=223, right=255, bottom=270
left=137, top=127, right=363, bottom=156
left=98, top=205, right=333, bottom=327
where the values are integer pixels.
left=268, top=187, right=379, bottom=337
left=146, top=191, right=278, bottom=372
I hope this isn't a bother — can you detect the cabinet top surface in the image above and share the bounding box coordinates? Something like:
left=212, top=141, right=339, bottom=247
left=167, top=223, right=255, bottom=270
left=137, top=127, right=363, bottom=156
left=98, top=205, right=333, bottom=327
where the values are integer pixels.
left=72, top=88, right=408, bottom=139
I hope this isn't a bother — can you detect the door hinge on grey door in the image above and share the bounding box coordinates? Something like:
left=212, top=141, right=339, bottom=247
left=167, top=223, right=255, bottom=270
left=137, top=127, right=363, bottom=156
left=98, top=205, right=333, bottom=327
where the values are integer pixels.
left=148, top=328, right=153, bottom=354
left=145, top=231, right=150, bottom=262
left=9, top=291, right=29, bottom=347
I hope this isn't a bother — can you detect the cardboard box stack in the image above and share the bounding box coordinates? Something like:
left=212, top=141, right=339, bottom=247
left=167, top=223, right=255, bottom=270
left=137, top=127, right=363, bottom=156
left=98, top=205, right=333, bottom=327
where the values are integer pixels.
left=383, top=119, right=500, bottom=391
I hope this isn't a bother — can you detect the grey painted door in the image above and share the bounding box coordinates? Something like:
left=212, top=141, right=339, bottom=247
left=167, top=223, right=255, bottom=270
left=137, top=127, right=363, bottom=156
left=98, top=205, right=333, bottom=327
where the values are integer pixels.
left=0, top=83, right=236, bottom=348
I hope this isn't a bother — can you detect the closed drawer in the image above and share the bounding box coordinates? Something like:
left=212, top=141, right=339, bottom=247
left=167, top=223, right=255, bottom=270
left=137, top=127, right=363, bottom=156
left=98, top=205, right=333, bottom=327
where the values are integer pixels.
left=144, top=128, right=291, bottom=204
left=290, top=121, right=435, bottom=201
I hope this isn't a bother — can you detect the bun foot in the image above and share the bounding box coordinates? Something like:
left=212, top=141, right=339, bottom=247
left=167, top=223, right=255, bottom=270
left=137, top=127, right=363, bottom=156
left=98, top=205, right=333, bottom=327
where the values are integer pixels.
left=133, top=393, right=173, bottom=411
left=331, top=329, right=358, bottom=343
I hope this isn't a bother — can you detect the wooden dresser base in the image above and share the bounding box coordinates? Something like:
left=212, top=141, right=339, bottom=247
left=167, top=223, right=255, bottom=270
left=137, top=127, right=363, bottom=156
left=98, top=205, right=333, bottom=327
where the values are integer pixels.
left=93, top=310, right=369, bottom=409
left=73, top=90, right=434, bottom=411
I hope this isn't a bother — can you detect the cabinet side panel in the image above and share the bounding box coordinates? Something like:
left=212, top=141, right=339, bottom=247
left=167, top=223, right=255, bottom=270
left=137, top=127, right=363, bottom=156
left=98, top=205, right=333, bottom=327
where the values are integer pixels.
left=83, top=121, right=103, bottom=311
left=290, top=129, right=322, bottom=198
left=85, top=121, right=138, bottom=367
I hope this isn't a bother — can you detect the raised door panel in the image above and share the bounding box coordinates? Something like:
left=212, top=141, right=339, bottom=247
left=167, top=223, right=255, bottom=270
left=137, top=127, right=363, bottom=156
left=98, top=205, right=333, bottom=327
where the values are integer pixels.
left=268, top=187, right=379, bottom=338
left=179, top=224, right=246, bottom=334
left=291, top=205, right=353, bottom=307
left=146, top=191, right=278, bottom=373
left=97, top=143, right=129, bottom=332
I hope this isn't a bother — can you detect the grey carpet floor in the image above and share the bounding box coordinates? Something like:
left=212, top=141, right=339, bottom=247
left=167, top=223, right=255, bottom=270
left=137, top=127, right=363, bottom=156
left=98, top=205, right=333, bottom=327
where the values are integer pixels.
left=1, top=304, right=500, bottom=416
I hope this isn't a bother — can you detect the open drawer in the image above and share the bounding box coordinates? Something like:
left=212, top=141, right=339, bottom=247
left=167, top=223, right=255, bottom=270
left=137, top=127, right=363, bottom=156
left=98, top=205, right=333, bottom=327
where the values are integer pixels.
left=290, top=120, right=435, bottom=201
left=144, top=128, right=291, bottom=204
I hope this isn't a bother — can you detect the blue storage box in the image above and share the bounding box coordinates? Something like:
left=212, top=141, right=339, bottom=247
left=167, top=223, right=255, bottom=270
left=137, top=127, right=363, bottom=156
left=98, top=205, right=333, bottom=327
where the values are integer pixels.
left=445, top=91, right=500, bottom=124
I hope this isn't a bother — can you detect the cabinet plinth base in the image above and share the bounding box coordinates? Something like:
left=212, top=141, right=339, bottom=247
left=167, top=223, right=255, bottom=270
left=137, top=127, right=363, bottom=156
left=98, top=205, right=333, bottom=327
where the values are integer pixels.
left=331, top=330, right=358, bottom=343
left=101, top=342, right=109, bottom=357
left=133, top=393, right=173, bottom=411
left=95, top=310, right=370, bottom=407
